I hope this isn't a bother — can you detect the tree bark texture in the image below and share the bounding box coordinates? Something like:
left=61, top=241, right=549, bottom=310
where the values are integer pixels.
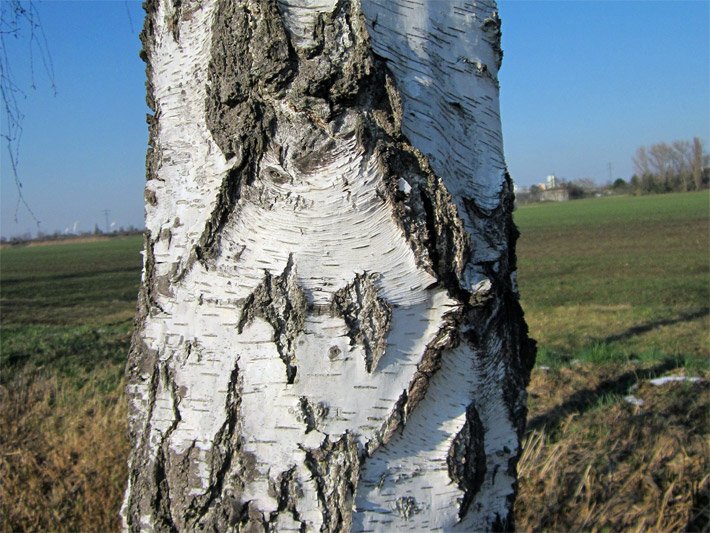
left=122, top=0, right=535, bottom=530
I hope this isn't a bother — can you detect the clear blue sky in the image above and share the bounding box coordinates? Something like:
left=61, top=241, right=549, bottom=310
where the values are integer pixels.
left=1, top=0, right=708, bottom=238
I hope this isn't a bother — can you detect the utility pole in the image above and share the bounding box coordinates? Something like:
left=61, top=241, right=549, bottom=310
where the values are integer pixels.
left=102, top=209, right=110, bottom=234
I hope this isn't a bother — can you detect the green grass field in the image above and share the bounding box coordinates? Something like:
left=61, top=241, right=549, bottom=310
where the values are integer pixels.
left=1, top=192, right=708, bottom=531
left=516, top=191, right=709, bottom=370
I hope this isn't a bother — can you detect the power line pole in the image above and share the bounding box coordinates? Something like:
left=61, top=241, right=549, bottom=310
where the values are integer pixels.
left=102, top=209, right=110, bottom=233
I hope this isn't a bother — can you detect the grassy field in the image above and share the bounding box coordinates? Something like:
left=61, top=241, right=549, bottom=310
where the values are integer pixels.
left=0, top=237, right=142, bottom=531
left=1, top=192, right=708, bottom=531
left=517, top=191, right=709, bottom=368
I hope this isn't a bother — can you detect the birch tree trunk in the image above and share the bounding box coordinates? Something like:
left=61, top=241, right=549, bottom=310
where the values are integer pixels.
left=122, top=0, right=535, bottom=530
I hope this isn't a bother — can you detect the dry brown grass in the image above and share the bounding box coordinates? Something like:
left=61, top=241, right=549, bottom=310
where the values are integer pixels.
left=2, top=362, right=706, bottom=532
left=517, top=365, right=710, bottom=532
left=0, top=367, right=128, bottom=532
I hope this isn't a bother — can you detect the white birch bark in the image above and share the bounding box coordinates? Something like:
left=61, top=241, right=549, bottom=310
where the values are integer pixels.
left=122, top=0, right=535, bottom=531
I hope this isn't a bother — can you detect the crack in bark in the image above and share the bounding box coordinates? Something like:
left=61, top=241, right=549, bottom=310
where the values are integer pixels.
left=188, top=362, right=261, bottom=530
left=297, top=396, right=329, bottom=434
left=198, top=0, right=297, bottom=263
left=140, top=0, right=161, bottom=185
left=447, top=403, right=487, bottom=519
left=303, top=432, right=361, bottom=533
left=351, top=56, right=472, bottom=301
left=268, top=466, right=306, bottom=531
left=331, top=272, right=391, bottom=373
left=123, top=340, right=161, bottom=531
left=154, top=445, right=179, bottom=532
left=404, top=310, right=461, bottom=419
left=463, top=175, right=537, bottom=440
left=237, top=255, right=306, bottom=384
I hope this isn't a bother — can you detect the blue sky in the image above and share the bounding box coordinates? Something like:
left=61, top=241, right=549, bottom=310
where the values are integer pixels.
left=1, top=0, right=708, bottom=238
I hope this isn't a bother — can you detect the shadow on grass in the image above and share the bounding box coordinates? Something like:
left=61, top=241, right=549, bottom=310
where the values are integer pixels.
left=0, top=265, right=139, bottom=285
left=599, top=307, right=708, bottom=344
left=526, top=358, right=681, bottom=435
left=0, top=324, right=132, bottom=384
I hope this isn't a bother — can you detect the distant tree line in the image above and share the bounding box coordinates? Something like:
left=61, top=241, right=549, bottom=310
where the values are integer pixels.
left=517, top=137, right=709, bottom=205
left=0, top=226, right=143, bottom=246
left=629, top=137, right=708, bottom=194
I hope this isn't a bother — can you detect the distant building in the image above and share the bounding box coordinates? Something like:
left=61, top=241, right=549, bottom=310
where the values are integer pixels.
left=540, top=187, right=569, bottom=202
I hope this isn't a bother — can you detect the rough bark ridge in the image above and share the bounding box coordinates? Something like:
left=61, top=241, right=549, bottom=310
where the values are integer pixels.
left=123, top=0, right=534, bottom=531
left=331, top=273, right=391, bottom=373
left=237, top=255, right=307, bottom=383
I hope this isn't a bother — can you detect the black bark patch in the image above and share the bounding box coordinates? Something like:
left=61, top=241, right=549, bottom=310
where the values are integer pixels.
left=237, top=255, right=306, bottom=383
left=207, top=0, right=294, bottom=159
left=447, top=403, right=487, bottom=519
left=185, top=362, right=262, bottom=531
left=281, top=0, right=373, bottom=115
left=139, top=0, right=161, bottom=183
left=351, top=56, right=471, bottom=301
left=297, top=396, right=329, bottom=434
left=268, top=466, right=306, bottom=529
left=331, top=273, right=391, bottom=373
left=303, top=432, right=360, bottom=533
left=366, top=309, right=462, bottom=454
left=379, top=143, right=471, bottom=300
left=199, top=0, right=297, bottom=263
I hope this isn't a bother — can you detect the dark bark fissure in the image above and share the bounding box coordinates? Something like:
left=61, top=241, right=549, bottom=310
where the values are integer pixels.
left=237, top=255, right=306, bottom=384
left=364, top=306, right=462, bottom=456
left=447, top=403, right=487, bottom=519
left=404, top=311, right=461, bottom=420
left=463, top=176, right=537, bottom=439
left=124, top=342, right=161, bottom=530
left=198, top=0, right=375, bottom=266
left=331, top=272, right=392, bottom=373
left=268, top=466, right=306, bottom=531
left=302, top=432, right=361, bottom=533
left=154, top=446, right=179, bottom=533
left=186, top=363, right=243, bottom=528
left=158, top=370, right=184, bottom=526
left=356, top=57, right=472, bottom=303
left=197, top=0, right=297, bottom=264
left=455, top=179, right=536, bottom=525
left=298, top=396, right=329, bottom=434
left=140, top=0, right=161, bottom=187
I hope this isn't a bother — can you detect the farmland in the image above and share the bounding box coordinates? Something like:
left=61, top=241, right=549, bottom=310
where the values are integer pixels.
left=1, top=191, right=708, bottom=531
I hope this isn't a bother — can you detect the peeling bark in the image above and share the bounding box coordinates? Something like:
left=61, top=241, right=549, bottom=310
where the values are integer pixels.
left=124, top=0, right=534, bottom=531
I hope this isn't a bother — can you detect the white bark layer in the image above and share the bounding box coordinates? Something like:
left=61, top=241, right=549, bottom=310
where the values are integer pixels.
left=123, top=1, right=534, bottom=531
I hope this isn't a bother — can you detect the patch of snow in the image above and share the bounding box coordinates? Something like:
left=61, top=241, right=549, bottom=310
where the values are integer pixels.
left=649, top=376, right=703, bottom=386
left=623, top=395, right=644, bottom=407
